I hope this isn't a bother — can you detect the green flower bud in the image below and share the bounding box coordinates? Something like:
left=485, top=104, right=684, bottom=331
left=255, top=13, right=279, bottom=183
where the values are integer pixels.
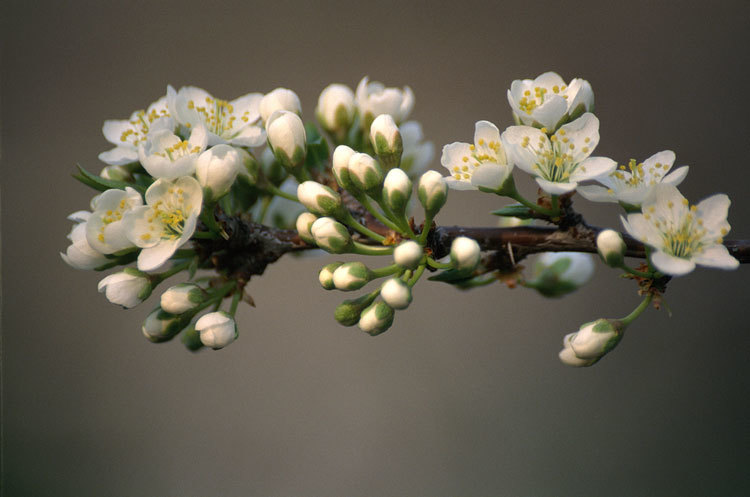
left=418, top=170, right=447, bottom=217
left=358, top=301, right=395, bottom=336
left=530, top=252, right=595, bottom=298
left=100, top=165, right=132, bottom=182
left=296, top=212, right=318, bottom=245
left=596, top=229, right=626, bottom=267
left=449, top=236, right=480, bottom=272
left=316, top=83, right=356, bottom=138
left=332, top=145, right=356, bottom=191
left=267, top=110, right=307, bottom=170
left=181, top=325, right=204, bottom=352
left=383, top=168, right=412, bottom=216
left=332, top=262, right=372, bottom=291
left=348, top=152, right=384, bottom=194
left=334, top=292, right=377, bottom=327
left=370, top=114, right=403, bottom=170
left=393, top=240, right=423, bottom=269
left=310, top=217, right=352, bottom=254
left=160, top=283, right=204, bottom=314
left=380, top=278, right=412, bottom=309
left=319, top=262, right=343, bottom=290
left=142, top=307, right=191, bottom=343
left=297, top=181, right=344, bottom=217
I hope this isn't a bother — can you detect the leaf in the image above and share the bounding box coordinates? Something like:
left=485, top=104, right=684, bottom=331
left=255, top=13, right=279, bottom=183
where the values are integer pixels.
left=427, top=268, right=475, bottom=283
left=304, top=122, right=330, bottom=172
left=73, top=165, right=146, bottom=194
left=490, top=204, right=536, bottom=219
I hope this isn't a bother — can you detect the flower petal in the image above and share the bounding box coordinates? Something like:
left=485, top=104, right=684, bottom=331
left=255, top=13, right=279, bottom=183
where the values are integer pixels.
left=570, top=156, right=616, bottom=182
left=693, top=245, right=739, bottom=270
left=556, top=112, right=599, bottom=163
left=137, top=240, right=180, bottom=272
left=621, top=214, right=662, bottom=248
left=471, top=163, right=510, bottom=190
left=695, top=193, right=730, bottom=231
left=536, top=178, right=577, bottom=194
left=98, top=146, right=138, bottom=166
left=501, top=126, right=547, bottom=175
left=650, top=250, right=695, bottom=276
left=444, top=176, right=477, bottom=191
left=662, top=165, right=689, bottom=186
left=577, top=184, right=617, bottom=203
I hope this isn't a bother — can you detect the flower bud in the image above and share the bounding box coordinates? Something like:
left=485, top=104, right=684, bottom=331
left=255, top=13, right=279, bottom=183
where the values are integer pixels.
left=260, top=88, right=302, bottom=124
left=142, top=307, right=190, bottom=343
left=382, top=168, right=412, bottom=215
left=596, top=229, right=627, bottom=268
left=380, top=278, right=412, bottom=309
left=530, top=252, right=595, bottom=298
left=333, top=262, right=372, bottom=291
left=160, top=283, right=203, bottom=314
left=316, top=83, right=356, bottom=137
left=260, top=146, right=287, bottom=185
left=266, top=110, right=307, bottom=170
left=234, top=147, right=260, bottom=184
left=334, top=293, right=377, bottom=327
left=297, top=181, right=344, bottom=217
left=558, top=332, right=597, bottom=367
left=195, top=311, right=237, bottom=349
left=100, top=165, right=132, bottom=182
left=418, top=170, right=448, bottom=217
left=348, top=152, right=384, bottom=194
left=358, top=301, right=395, bottom=336
left=319, top=262, right=343, bottom=290
left=296, top=212, right=318, bottom=244
left=393, top=240, right=423, bottom=269
left=195, top=144, right=241, bottom=202
left=98, top=268, right=152, bottom=309
left=310, top=217, right=352, bottom=254
left=331, top=145, right=356, bottom=191
left=370, top=114, right=403, bottom=169
left=450, top=236, right=481, bottom=272
left=569, top=319, right=624, bottom=360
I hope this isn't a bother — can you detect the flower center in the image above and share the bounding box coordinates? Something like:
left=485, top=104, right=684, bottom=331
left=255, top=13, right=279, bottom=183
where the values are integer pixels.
left=158, top=140, right=201, bottom=162
left=451, top=140, right=502, bottom=180
left=187, top=96, right=253, bottom=137
left=521, top=128, right=592, bottom=183
left=517, top=85, right=568, bottom=115
left=119, top=108, right=170, bottom=146
left=611, top=159, right=668, bottom=188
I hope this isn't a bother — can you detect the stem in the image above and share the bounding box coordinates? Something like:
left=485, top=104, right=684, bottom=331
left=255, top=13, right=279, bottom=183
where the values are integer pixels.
left=617, top=263, right=653, bottom=279
left=343, top=212, right=386, bottom=242
left=376, top=192, right=414, bottom=237
left=257, top=195, right=273, bottom=224
left=550, top=194, right=560, bottom=217
left=152, top=259, right=194, bottom=285
left=192, top=282, right=235, bottom=314
left=229, top=288, right=242, bottom=316
left=505, top=179, right=557, bottom=217
left=407, top=264, right=426, bottom=287
left=356, top=194, right=407, bottom=235
left=352, top=241, right=394, bottom=256
left=200, top=203, right=229, bottom=239
left=369, top=264, right=403, bottom=279
left=418, top=213, right=433, bottom=245
left=265, top=183, right=299, bottom=203
left=426, top=257, right=452, bottom=270
left=620, top=293, right=654, bottom=326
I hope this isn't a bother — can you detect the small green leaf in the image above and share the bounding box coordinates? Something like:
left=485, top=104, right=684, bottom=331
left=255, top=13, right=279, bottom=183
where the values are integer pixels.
left=491, top=204, right=536, bottom=219
left=73, top=165, right=146, bottom=194
left=428, top=268, right=475, bottom=284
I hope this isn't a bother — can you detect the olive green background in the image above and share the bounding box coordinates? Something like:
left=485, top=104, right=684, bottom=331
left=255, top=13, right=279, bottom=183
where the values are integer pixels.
left=2, top=1, right=749, bottom=495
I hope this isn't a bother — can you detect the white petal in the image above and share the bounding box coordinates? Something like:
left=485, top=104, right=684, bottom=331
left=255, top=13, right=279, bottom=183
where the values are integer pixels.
left=137, top=240, right=180, bottom=272
left=621, top=214, right=662, bottom=248
left=144, top=178, right=172, bottom=205
left=473, top=120, right=501, bottom=147
left=693, top=245, right=739, bottom=270
left=195, top=311, right=232, bottom=330
left=696, top=193, right=730, bottom=231
left=577, top=185, right=617, bottom=203
left=534, top=71, right=566, bottom=88
left=471, top=163, right=511, bottom=190
left=642, top=150, right=676, bottom=172
left=229, top=125, right=266, bottom=147
left=662, top=165, right=689, bottom=186
left=530, top=95, right=568, bottom=130
left=571, top=156, right=616, bottom=182
left=501, top=126, right=547, bottom=175
left=535, top=178, right=578, bottom=194
left=444, top=176, right=477, bottom=191
left=650, top=251, right=695, bottom=276
left=556, top=113, right=599, bottom=162
left=122, top=206, right=159, bottom=248
left=98, top=146, right=138, bottom=166
left=440, top=142, right=473, bottom=171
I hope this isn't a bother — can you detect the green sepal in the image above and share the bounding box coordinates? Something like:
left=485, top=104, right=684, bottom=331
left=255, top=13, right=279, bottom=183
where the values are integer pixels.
left=304, top=123, right=330, bottom=173
left=334, top=292, right=378, bottom=327
left=428, top=268, right=475, bottom=284
left=180, top=326, right=204, bottom=352
left=73, top=165, right=146, bottom=194
left=187, top=257, right=199, bottom=280
left=491, top=204, right=537, bottom=219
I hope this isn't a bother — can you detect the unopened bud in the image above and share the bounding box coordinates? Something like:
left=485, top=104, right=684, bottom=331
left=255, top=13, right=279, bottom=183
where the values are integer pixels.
left=569, top=319, right=624, bottom=360
left=381, top=278, right=412, bottom=309
left=596, top=229, right=627, bottom=267
left=195, top=311, right=237, bottom=349
left=334, top=292, right=377, bottom=326
left=260, top=146, right=287, bottom=185
left=160, top=283, right=203, bottom=314
left=142, top=307, right=190, bottom=343
left=310, top=217, right=352, bottom=253
left=260, top=88, right=302, bottom=124
left=195, top=144, right=241, bottom=202
left=319, top=262, right=343, bottom=290
left=297, top=181, right=343, bottom=217
left=393, top=240, right=423, bottom=269
left=100, top=165, right=132, bottom=182
left=234, top=147, right=260, bottom=184
left=266, top=110, right=307, bottom=170
left=358, top=301, right=395, bottom=336
left=382, top=168, right=412, bottom=215
left=296, top=212, right=318, bottom=244
left=370, top=114, right=403, bottom=169
left=450, top=236, right=481, bottom=272
left=316, top=83, right=356, bottom=137
left=418, top=170, right=448, bottom=217
left=348, top=152, right=384, bottom=193
left=98, top=268, right=152, bottom=309
left=531, top=252, right=595, bottom=297
left=558, top=332, right=598, bottom=367
left=332, top=145, right=356, bottom=190
left=180, top=325, right=204, bottom=352
left=333, top=262, right=372, bottom=291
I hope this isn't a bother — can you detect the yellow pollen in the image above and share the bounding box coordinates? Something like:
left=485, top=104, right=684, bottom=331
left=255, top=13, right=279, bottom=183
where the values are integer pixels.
left=462, top=156, right=469, bottom=162
left=478, top=139, right=485, bottom=146
left=141, top=233, right=151, bottom=241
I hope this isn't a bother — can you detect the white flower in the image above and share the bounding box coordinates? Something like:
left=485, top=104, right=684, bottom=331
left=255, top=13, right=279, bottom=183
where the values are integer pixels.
left=99, top=95, right=173, bottom=166
left=316, top=83, right=356, bottom=134
left=85, top=187, right=143, bottom=254
left=441, top=120, right=511, bottom=191
left=621, top=184, right=739, bottom=276
left=167, top=85, right=265, bottom=147
left=358, top=301, right=395, bottom=336
left=507, top=72, right=594, bottom=131
left=399, top=121, right=434, bottom=177
left=558, top=333, right=597, bottom=367
left=61, top=211, right=109, bottom=270
left=310, top=217, right=352, bottom=254
left=123, top=176, right=203, bottom=272
left=417, top=170, right=448, bottom=216
left=450, top=236, right=481, bottom=271
left=381, top=278, right=412, bottom=309
left=355, top=76, right=414, bottom=129
left=502, top=113, right=616, bottom=195
left=383, top=168, right=412, bottom=214
left=160, top=283, right=203, bottom=314
left=333, top=262, right=372, bottom=291
left=393, top=240, right=423, bottom=269
left=559, top=319, right=624, bottom=367
left=577, top=151, right=689, bottom=207
left=138, top=125, right=208, bottom=179
left=296, top=212, right=318, bottom=244
left=266, top=110, right=307, bottom=169
left=195, top=311, right=237, bottom=349
left=596, top=229, right=627, bottom=267
left=531, top=252, right=595, bottom=297
left=195, top=144, right=241, bottom=201
left=297, top=181, right=343, bottom=217
left=259, top=88, right=302, bottom=124
left=98, top=268, right=152, bottom=308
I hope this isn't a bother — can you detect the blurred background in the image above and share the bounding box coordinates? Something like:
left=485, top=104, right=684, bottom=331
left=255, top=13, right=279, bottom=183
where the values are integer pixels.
left=2, top=1, right=749, bottom=495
